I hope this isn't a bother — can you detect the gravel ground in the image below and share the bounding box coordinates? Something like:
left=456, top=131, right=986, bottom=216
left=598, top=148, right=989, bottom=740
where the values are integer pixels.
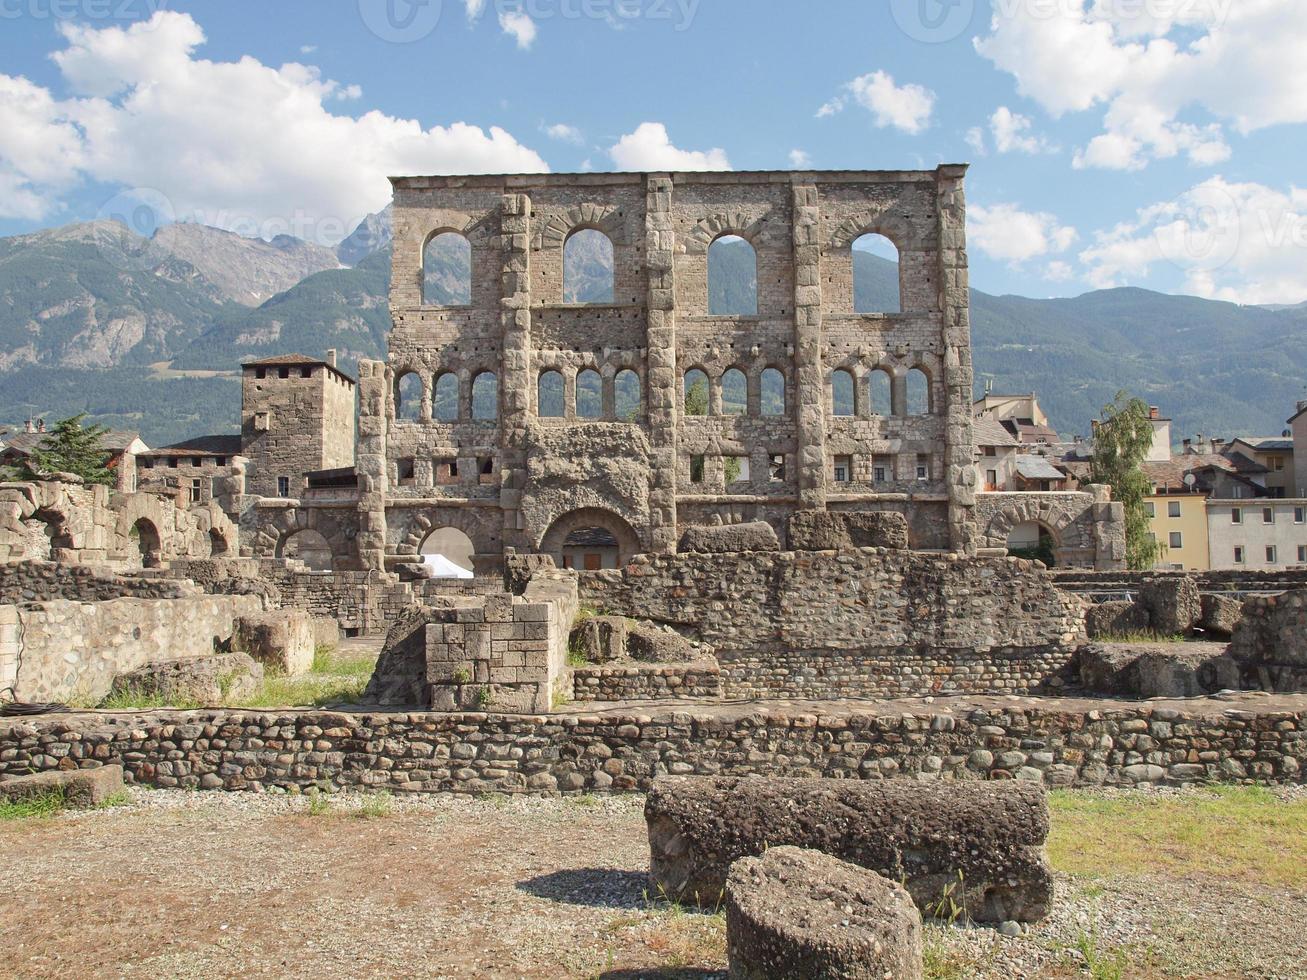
left=0, top=786, right=1303, bottom=979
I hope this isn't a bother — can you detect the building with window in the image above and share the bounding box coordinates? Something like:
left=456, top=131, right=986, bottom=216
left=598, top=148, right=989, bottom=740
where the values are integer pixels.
left=1207, top=499, right=1307, bottom=570
left=1229, top=436, right=1295, bottom=498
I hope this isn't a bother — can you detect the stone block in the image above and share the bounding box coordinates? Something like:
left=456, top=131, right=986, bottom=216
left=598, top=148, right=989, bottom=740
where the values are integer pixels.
left=108, top=652, right=263, bottom=705
left=628, top=622, right=696, bottom=664
left=571, top=615, right=629, bottom=664
left=233, top=609, right=315, bottom=676
left=1139, top=576, right=1202, bottom=635
left=1084, top=600, right=1149, bottom=639
left=726, top=846, right=922, bottom=980
left=646, top=775, right=1053, bottom=923
left=0, top=764, right=123, bottom=807
left=679, top=521, right=779, bottom=554
left=1199, top=594, right=1243, bottom=639
left=787, top=512, right=850, bottom=551
left=1078, top=642, right=1238, bottom=698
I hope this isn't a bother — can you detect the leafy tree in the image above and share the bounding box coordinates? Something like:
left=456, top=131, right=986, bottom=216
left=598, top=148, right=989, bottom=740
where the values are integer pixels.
left=724, top=456, right=742, bottom=484
left=1090, top=392, right=1164, bottom=570
left=684, top=376, right=708, bottom=417
left=21, top=414, right=114, bottom=486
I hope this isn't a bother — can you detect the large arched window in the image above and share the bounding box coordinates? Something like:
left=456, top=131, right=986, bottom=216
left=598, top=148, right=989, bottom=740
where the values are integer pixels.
left=471, top=371, right=498, bottom=420
left=279, top=528, right=333, bottom=571
left=563, top=229, right=614, bottom=304
left=760, top=368, right=785, bottom=416
left=420, top=526, right=476, bottom=577
left=851, top=233, right=900, bottom=313
left=433, top=372, right=459, bottom=421
left=576, top=369, right=602, bottom=419
left=395, top=371, right=423, bottom=422
left=708, top=235, right=757, bottom=315
left=830, top=369, right=855, bottom=417
left=721, top=368, right=747, bottom=416
left=868, top=369, right=892, bottom=416
left=615, top=369, right=641, bottom=420
left=423, top=231, right=472, bottom=306
left=538, top=370, right=565, bottom=418
left=906, top=368, right=931, bottom=416
left=683, top=369, right=709, bottom=416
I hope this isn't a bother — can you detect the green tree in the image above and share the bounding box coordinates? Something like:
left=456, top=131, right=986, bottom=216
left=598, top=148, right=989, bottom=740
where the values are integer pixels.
left=684, top=376, right=708, bottom=417
left=1090, top=392, right=1164, bottom=570
left=22, top=414, right=114, bottom=486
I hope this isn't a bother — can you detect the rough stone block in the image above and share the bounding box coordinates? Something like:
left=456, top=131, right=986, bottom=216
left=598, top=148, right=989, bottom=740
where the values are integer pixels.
left=1139, top=576, right=1202, bottom=635
left=726, top=846, right=922, bottom=980
left=627, top=621, right=696, bottom=664
left=1084, top=600, right=1149, bottom=639
left=679, top=522, right=779, bottom=554
left=1199, top=594, right=1244, bottom=639
left=787, top=512, right=850, bottom=551
left=646, top=775, right=1052, bottom=923
left=109, top=652, right=263, bottom=705
left=233, top=609, right=315, bottom=676
left=1078, top=642, right=1238, bottom=697
left=0, top=764, right=123, bottom=807
left=571, top=615, right=628, bottom=664
left=844, top=512, right=910, bottom=550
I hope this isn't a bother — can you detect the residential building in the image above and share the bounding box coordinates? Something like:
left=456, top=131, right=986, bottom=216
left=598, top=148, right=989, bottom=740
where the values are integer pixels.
left=136, top=435, right=246, bottom=507
left=973, top=416, right=1020, bottom=491
left=1207, top=498, right=1307, bottom=570
left=0, top=421, right=147, bottom=493
left=972, top=392, right=1059, bottom=445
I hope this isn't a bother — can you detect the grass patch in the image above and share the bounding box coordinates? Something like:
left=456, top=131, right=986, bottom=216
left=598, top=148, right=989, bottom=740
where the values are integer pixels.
left=1048, top=786, right=1307, bottom=886
left=306, top=792, right=332, bottom=817
left=228, top=648, right=377, bottom=709
left=923, top=927, right=987, bottom=980
left=79, top=685, right=202, bottom=711
left=1093, top=630, right=1188, bottom=643
left=0, top=788, right=65, bottom=820
left=356, top=792, right=392, bottom=819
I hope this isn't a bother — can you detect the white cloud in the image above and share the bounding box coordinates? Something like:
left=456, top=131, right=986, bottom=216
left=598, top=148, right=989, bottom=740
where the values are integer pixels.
left=336, top=84, right=363, bottom=101
left=1079, top=176, right=1307, bottom=305
left=609, top=122, right=730, bottom=171
left=788, top=148, right=812, bottom=168
left=969, top=202, right=1078, bottom=265
left=964, top=126, right=987, bottom=156
left=464, top=0, right=486, bottom=20
left=989, top=106, right=1057, bottom=155
left=822, top=71, right=935, bottom=134
left=975, top=0, right=1304, bottom=170
left=1044, top=260, right=1075, bottom=282
left=0, top=12, right=548, bottom=237
left=300, top=45, right=317, bottom=54
left=498, top=10, right=537, bottom=49
left=543, top=122, right=584, bottom=144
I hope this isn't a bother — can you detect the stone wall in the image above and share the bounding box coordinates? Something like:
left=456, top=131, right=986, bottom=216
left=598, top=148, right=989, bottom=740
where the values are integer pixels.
left=569, top=660, right=722, bottom=703
left=1053, top=567, right=1307, bottom=596
left=1, top=693, right=1299, bottom=793
left=0, top=593, right=263, bottom=703
left=578, top=549, right=1086, bottom=698
left=1229, top=590, right=1307, bottom=692
left=0, top=561, right=196, bottom=603
left=975, top=490, right=1125, bottom=570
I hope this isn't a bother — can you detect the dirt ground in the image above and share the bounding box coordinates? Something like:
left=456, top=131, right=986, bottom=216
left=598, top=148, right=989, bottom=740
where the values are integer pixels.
left=0, top=788, right=1303, bottom=979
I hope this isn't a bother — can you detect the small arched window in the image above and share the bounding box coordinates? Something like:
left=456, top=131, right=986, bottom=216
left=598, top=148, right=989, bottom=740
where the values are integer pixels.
left=708, top=235, right=757, bottom=315
left=683, top=369, right=709, bottom=416
left=868, top=369, right=892, bottom=416
left=906, top=368, right=931, bottom=416
left=576, top=369, right=602, bottom=419
left=538, top=370, right=565, bottom=418
left=830, top=369, right=855, bottom=417
left=615, top=369, right=641, bottom=420
left=433, top=372, right=459, bottom=421
left=471, top=371, right=498, bottom=420
left=760, top=368, right=785, bottom=416
left=395, top=371, right=423, bottom=422
left=424, top=231, right=472, bottom=306
left=563, top=229, right=614, bottom=304
left=721, top=368, right=747, bottom=416
left=851, top=233, right=900, bottom=313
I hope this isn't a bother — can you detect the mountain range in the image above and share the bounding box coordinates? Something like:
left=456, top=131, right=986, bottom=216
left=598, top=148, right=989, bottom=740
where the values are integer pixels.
left=0, top=207, right=1303, bottom=447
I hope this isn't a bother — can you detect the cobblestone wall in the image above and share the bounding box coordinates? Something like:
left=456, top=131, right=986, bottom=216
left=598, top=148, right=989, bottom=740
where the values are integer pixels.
left=1, top=694, right=1299, bottom=794
left=0, top=561, right=196, bottom=602
left=1229, top=590, right=1307, bottom=692
left=569, top=660, right=722, bottom=703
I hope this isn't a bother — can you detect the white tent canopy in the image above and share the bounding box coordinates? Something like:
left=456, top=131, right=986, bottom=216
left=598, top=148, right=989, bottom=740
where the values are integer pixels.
left=422, top=553, right=474, bottom=579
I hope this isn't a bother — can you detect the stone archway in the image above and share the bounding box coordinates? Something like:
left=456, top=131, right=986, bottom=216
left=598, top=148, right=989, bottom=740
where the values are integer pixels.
left=978, top=494, right=1088, bottom=568
left=131, top=518, right=162, bottom=568
left=539, top=508, right=642, bottom=569
left=277, top=527, right=334, bottom=571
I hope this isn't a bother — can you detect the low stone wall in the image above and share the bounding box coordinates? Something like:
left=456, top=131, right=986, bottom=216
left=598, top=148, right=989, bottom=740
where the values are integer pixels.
left=1055, top=567, right=1307, bottom=596
left=0, top=560, right=196, bottom=602
left=0, top=593, right=263, bottom=703
left=2, top=694, right=1299, bottom=793
left=260, top=565, right=415, bottom=635
left=570, top=660, right=722, bottom=702
left=1229, top=590, right=1307, bottom=692
left=579, top=550, right=1086, bottom=699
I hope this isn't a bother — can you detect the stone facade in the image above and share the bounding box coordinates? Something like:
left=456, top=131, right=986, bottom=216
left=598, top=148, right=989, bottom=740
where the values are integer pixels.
left=569, top=660, right=722, bottom=703
left=357, top=168, right=978, bottom=574
left=1229, top=589, right=1307, bottom=692
left=975, top=489, right=1125, bottom=569
left=1, top=693, right=1300, bottom=793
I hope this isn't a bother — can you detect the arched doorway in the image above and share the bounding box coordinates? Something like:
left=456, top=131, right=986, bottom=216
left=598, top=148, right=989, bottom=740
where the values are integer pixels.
left=1006, top=520, right=1057, bottom=566
left=131, top=518, right=162, bottom=568
left=278, top=528, right=334, bottom=571
left=419, top=526, right=476, bottom=578
left=540, top=508, right=641, bottom=570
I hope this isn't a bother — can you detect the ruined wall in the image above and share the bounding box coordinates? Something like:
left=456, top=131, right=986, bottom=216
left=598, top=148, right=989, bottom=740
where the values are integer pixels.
left=1229, top=590, right=1307, bottom=692
left=0, top=561, right=196, bottom=603
left=975, top=490, right=1125, bottom=570
left=577, top=549, right=1086, bottom=698
left=0, top=593, right=262, bottom=703
left=569, top=660, right=722, bottom=703
left=2, top=694, right=1299, bottom=793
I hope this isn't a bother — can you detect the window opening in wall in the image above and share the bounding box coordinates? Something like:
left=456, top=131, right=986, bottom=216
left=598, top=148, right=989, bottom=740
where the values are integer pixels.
left=833, top=455, right=853, bottom=483
left=255, top=368, right=266, bottom=379
left=1263, top=507, right=1275, bottom=524
left=684, top=370, right=709, bottom=416
left=851, top=233, right=901, bottom=313
left=397, top=458, right=416, bottom=485
left=301, top=367, right=311, bottom=378
left=906, top=369, right=930, bottom=415
left=576, top=369, right=603, bottom=419
left=396, top=372, right=423, bottom=422
left=169, top=457, right=179, bottom=468
left=471, top=372, right=498, bottom=419
left=1168, top=501, right=1181, bottom=518
left=1232, top=507, right=1242, bottom=524
left=689, top=454, right=705, bottom=484
left=721, top=368, right=747, bottom=415
left=479, top=457, right=495, bottom=484
left=874, top=455, right=892, bottom=483
left=189, top=479, right=201, bottom=503
left=538, top=370, right=565, bottom=418
left=986, top=468, right=998, bottom=489
left=615, top=369, right=641, bottom=420
left=708, top=235, right=757, bottom=315
left=1145, top=501, right=1155, bottom=516
left=277, top=476, right=290, bottom=498
left=760, top=368, right=785, bottom=415
left=1169, top=531, right=1183, bottom=549
left=830, top=370, right=855, bottom=417
left=1298, top=545, right=1307, bottom=563
left=1234, top=545, right=1245, bottom=564
left=563, top=229, right=614, bottom=303
left=769, top=454, right=785, bottom=481
left=434, top=373, right=459, bottom=421
left=419, top=527, right=476, bottom=577
left=916, top=455, right=930, bottom=481
left=725, top=455, right=749, bottom=484
left=424, top=231, right=472, bottom=305
left=1296, top=506, right=1306, bottom=524
left=435, top=458, right=459, bottom=485
left=1267, top=545, right=1278, bottom=563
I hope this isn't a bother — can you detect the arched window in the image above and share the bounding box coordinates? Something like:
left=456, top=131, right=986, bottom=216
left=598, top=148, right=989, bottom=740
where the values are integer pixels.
left=395, top=371, right=423, bottom=422
left=708, top=235, right=757, bottom=315
left=906, top=368, right=931, bottom=415
left=830, top=369, right=855, bottom=417
left=721, top=368, right=747, bottom=415
left=563, top=229, right=614, bottom=304
left=615, top=369, right=641, bottom=420
left=868, top=368, right=892, bottom=416
left=130, top=518, right=162, bottom=568
left=851, top=233, right=900, bottom=313
left=420, top=527, right=476, bottom=577
left=576, top=369, right=602, bottom=419
left=433, top=372, right=459, bottom=422
left=423, top=231, right=471, bottom=306
left=683, top=369, right=709, bottom=416
left=471, top=371, right=498, bottom=420
left=760, top=368, right=785, bottom=416
left=538, top=370, right=565, bottom=418
left=279, top=528, right=333, bottom=571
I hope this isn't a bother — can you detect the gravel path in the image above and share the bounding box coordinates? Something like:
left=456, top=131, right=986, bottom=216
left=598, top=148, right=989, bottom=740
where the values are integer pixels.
left=0, top=787, right=1302, bottom=979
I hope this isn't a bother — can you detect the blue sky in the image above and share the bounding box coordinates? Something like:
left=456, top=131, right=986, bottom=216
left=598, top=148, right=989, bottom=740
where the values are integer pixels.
left=1, top=0, right=1305, bottom=302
